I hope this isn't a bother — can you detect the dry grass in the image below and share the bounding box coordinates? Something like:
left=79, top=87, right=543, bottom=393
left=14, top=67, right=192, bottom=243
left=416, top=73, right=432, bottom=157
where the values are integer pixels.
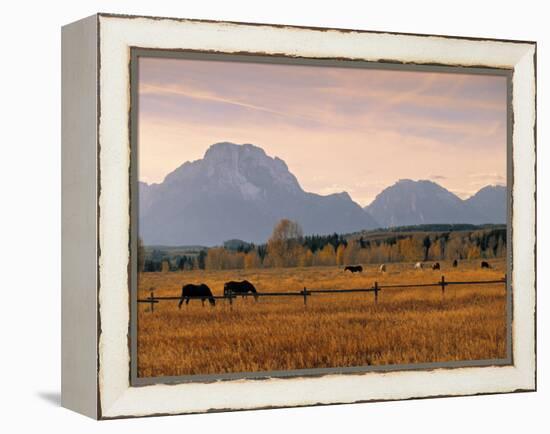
left=137, top=259, right=507, bottom=377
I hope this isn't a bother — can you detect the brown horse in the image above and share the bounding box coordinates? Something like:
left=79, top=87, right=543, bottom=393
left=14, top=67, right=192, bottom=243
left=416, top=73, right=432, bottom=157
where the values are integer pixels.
left=224, top=280, right=258, bottom=301
left=344, top=265, right=363, bottom=273
left=178, top=283, right=216, bottom=307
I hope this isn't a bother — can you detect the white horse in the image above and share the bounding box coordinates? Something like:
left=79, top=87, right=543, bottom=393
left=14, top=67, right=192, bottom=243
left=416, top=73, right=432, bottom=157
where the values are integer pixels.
left=414, top=262, right=423, bottom=270
left=379, top=264, right=386, bottom=273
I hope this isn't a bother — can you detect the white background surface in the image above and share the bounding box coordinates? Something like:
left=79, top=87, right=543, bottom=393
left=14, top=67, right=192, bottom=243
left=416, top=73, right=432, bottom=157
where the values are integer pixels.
left=0, top=0, right=546, bottom=432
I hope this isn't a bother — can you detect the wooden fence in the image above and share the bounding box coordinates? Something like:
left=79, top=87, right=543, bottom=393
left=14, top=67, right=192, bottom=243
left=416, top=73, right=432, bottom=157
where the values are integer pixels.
left=137, top=275, right=507, bottom=312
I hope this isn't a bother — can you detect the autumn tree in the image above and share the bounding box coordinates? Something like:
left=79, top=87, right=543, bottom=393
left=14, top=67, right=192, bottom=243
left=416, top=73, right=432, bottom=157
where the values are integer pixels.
left=336, top=244, right=346, bottom=266
left=266, top=219, right=303, bottom=268
left=205, top=247, right=226, bottom=270
left=431, top=240, right=442, bottom=260
left=244, top=250, right=262, bottom=269
left=397, top=237, right=424, bottom=262
left=467, top=244, right=481, bottom=259
left=496, top=236, right=506, bottom=258
left=298, top=248, right=314, bottom=267
left=444, top=234, right=464, bottom=261
left=314, top=244, right=336, bottom=266
left=343, top=240, right=360, bottom=265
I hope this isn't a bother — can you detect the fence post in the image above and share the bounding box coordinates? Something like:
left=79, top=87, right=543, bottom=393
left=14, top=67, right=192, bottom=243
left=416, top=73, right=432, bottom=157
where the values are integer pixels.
left=302, top=287, right=308, bottom=306
left=374, top=281, right=379, bottom=304
left=440, top=275, right=446, bottom=296
left=149, top=289, right=155, bottom=313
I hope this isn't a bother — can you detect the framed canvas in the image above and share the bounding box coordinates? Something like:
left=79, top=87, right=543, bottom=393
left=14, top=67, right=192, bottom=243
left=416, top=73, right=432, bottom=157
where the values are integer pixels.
left=61, top=13, right=536, bottom=419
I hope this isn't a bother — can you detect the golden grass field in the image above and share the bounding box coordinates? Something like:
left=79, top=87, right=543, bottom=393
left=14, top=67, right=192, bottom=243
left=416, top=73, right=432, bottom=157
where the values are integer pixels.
left=137, top=258, right=507, bottom=377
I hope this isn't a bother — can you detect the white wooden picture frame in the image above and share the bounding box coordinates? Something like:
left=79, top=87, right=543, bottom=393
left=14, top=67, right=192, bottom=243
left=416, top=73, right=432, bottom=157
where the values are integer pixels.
left=61, top=13, right=536, bottom=419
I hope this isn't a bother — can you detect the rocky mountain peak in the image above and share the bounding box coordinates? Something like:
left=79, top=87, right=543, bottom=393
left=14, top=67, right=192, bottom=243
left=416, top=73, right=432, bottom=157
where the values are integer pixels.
left=164, top=142, right=301, bottom=196
left=139, top=142, right=377, bottom=245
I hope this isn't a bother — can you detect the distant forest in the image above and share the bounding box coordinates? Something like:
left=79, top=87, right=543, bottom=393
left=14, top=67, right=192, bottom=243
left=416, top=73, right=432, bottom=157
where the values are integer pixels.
left=139, top=220, right=506, bottom=272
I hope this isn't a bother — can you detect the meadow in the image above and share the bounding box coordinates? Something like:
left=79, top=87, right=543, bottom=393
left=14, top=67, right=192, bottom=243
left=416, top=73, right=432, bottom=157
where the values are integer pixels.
left=137, top=258, right=507, bottom=377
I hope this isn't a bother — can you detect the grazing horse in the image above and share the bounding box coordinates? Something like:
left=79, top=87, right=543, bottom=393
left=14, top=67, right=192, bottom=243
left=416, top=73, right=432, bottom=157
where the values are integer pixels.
left=432, top=262, right=441, bottom=270
left=224, top=280, right=258, bottom=301
left=344, top=265, right=363, bottom=273
left=379, top=264, right=386, bottom=273
left=414, top=262, right=423, bottom=270
left=452, top=259, right=458, bottom=267
left=481, top=261, right=491, bottom=269
left=178, top=283, right=216, bottom=308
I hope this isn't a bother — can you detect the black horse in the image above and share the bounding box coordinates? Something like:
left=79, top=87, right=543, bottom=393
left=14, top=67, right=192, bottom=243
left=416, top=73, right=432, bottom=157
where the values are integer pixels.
left=481, top=261, right=491, bottom=269
left=344, top=265, right=363, bottom=273
left=432, top=262, right=441, bottom=270
left=178, top=283, right=216, bottom=308
left=224, top=280, right=258, bottom=301
left=452, top=259, right=458, bottom=267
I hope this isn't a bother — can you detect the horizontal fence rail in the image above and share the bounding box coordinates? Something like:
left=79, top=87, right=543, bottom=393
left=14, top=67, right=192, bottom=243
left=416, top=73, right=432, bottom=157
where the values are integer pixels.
left=137, top=275, right=507, bottom=312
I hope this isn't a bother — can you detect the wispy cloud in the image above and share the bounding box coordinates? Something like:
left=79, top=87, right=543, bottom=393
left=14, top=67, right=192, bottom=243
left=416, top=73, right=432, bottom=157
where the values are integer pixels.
left=141, top=83, right=305, bottom=120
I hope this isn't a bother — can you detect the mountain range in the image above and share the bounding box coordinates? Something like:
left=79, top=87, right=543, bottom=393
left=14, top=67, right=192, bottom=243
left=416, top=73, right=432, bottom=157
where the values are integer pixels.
left=139, top=142, right=378, bottom=246
left=365, top=179, right=506, bottom=228
left=139, top=142, right=506, bottom=246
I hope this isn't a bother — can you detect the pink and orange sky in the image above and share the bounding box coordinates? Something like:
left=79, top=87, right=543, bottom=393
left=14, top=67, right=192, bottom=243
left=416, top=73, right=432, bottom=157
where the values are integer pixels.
left=138, top=56, right=507, bottom=207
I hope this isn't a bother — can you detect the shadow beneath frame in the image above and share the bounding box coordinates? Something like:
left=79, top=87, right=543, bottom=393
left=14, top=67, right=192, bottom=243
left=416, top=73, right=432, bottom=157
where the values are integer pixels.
left=37, top=391, right=61, bottom=407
